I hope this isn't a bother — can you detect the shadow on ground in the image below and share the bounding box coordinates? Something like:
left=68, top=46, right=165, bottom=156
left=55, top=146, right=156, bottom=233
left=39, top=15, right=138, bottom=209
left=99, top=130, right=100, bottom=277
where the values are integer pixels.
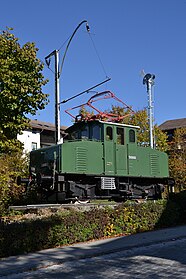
left=0, top=224, right=186, bottom=278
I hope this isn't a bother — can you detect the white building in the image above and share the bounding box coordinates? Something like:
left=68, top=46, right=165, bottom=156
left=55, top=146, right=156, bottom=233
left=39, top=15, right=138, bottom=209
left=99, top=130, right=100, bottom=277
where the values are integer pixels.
left=17, top=130, right=40, bottom=153
left=17, top=120, right=67, bottom=153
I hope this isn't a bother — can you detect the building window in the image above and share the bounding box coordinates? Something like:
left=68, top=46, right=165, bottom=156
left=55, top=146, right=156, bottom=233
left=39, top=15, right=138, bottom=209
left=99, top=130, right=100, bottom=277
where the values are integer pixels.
left=106, top=126, right=113, bottom=141
left=31, top=142, right=37, bottom=150
left=117, top=127, right=124, bottom=145
left=129, top=129, right=135, bottom=143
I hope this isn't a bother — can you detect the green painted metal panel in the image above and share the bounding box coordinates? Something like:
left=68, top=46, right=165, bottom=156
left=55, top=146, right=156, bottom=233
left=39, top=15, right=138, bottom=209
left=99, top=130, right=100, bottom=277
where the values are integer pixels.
left=75, top=146, right=87, bottom=172
left=150, top=153, right=160, bottom=176
left=115, top=144, right=127, bottom=175
left=127, top=144, right=138, bottom=176
left=137, top=147, right=151, bottom=177
left=62, top=141, right=103, bottom=175
left=135, top=146, right=169, bottom=178
left=85, top=141, right=103, bottom=174
left=104, top=140, right=115, bottom=175
left=157, top=150, right=169, bottom=177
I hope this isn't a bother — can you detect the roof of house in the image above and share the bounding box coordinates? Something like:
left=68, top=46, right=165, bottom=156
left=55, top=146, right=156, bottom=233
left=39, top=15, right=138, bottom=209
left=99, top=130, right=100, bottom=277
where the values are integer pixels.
left=29, top=119, right=67, bottom=132
left=159, top=118, right=186, bottom=130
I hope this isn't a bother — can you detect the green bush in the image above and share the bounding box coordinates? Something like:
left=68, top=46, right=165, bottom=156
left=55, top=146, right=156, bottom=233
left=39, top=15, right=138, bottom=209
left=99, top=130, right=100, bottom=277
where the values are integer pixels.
left=0, top=199, right=184, bottom=258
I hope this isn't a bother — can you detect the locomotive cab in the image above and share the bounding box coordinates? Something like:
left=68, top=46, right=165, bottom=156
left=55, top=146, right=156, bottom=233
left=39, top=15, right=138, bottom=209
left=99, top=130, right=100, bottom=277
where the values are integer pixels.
left=63, top=120, right=140, bottom=178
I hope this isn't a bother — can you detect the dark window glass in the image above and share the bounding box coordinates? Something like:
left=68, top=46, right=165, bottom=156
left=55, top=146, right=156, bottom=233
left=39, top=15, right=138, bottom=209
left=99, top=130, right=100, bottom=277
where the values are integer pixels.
left=129, top=129, right=135, bottom=143
left=81, top=126, right=89, bottom=139
left=31, top=142, right=37, bottom=150
left=70, top=131, right=79, bottom=140
left=106, top=126, right=113, bottom=141
left=117, top=127, right=124, bottom=145
left=92, top=125, right=100, bottom=140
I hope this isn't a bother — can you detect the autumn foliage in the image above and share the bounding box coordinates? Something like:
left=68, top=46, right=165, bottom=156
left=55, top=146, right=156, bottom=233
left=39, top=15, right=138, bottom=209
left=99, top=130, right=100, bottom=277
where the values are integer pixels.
left=168, top=128, right=186, bottom=191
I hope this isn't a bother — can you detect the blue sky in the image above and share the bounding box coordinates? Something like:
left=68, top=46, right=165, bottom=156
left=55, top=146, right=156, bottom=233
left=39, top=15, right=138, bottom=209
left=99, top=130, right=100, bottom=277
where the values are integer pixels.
left=1, top=0, right=186, bottom=126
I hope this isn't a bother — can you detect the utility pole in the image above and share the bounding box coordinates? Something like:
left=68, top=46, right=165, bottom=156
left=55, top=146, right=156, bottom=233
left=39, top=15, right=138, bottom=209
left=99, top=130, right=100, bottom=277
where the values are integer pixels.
left=143, top=73, right=155, bottom=149
left=45, top=20, right=90, bottom=145
left=45, top=50, right=61, bottom=144
left=54, top=50, right=61, bottom=144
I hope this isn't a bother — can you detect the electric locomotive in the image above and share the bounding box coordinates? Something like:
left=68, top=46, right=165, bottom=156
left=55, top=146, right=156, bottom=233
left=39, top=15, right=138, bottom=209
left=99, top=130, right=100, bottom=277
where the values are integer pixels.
left=28, top=118, right=170, bottom=202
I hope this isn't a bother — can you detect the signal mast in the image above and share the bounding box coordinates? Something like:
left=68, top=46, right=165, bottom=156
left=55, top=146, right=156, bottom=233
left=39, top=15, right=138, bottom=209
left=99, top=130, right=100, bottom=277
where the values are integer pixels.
left=143, top=73, right=155, bottom=149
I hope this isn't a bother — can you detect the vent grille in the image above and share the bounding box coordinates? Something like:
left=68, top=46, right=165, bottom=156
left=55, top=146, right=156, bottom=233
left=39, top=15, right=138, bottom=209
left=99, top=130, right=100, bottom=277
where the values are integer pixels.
left=75, top=147, right=87, bottom=172
left=150, top=154, right=159, bottom=175
left=101, top=177, right=116, bottom=190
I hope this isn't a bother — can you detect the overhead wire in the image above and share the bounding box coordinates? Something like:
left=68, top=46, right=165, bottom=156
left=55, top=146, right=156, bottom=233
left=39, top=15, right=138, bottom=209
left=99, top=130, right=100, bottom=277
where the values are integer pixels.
left=44, top=61, right=55, bottom=75
left=58, top=22, right=110, bottom=80
left=58, top=35, right=72, bottom=52
left=43, top=21, right=111, bottom=95
left=87, top=31, right=109, bottom=79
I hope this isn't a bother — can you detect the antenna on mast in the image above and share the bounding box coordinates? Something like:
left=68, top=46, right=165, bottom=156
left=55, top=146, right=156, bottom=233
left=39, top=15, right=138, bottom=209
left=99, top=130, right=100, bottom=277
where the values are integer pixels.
left=142, top=71, right=155, bottom=149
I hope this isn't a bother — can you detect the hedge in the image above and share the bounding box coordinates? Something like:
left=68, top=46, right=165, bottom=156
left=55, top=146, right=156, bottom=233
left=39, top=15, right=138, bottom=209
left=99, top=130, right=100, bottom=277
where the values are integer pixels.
left=0, top=196, right=185, bottom=258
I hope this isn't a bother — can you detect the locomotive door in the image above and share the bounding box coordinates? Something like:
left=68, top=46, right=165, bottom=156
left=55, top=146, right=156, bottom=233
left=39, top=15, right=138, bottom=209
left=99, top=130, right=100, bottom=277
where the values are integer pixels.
left=127, top=129, right=138, bottom=176
left=104, top=125, right=115, bottom=175
left=115, top=127, right=127, bottom=175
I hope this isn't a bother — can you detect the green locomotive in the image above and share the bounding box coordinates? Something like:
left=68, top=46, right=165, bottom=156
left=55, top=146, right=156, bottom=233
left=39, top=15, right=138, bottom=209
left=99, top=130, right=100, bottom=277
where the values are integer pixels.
left=29, top=119, right=170, bottom=202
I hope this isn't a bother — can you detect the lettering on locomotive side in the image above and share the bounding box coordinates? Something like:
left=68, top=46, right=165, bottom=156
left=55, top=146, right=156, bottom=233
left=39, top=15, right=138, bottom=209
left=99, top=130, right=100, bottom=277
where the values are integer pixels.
left=128, top=155, right=137, bottom=160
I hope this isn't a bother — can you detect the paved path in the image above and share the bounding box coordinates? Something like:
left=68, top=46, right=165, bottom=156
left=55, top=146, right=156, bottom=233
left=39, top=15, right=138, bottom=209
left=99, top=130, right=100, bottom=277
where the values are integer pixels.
left=4, top=238, right=186, bottom=279
left=0, top=225, right=186, bottom=278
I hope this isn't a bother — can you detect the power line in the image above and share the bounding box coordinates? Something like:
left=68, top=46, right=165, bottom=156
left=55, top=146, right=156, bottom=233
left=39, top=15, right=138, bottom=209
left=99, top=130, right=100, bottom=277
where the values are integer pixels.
left=88, top=32, right=109, bottom=78
left=58, top=35, right=72, bottom=51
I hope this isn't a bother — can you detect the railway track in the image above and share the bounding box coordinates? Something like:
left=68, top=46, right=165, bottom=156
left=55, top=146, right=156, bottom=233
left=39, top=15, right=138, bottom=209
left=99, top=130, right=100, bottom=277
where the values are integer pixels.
left=8, top=201, right=119, bottom=212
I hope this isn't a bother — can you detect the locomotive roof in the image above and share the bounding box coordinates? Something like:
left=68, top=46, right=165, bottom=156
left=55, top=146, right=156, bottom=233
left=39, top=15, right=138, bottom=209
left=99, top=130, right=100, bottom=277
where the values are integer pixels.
left=98, top=120, right=140, bottom=129
left=66, top=120, right=140, bottom=132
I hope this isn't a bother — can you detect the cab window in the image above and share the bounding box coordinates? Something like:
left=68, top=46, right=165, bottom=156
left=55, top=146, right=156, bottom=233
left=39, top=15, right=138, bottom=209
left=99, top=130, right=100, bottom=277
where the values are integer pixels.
left=92, top=125, right=100, bottom=140
left=70, top=131, right=79, bottom=140
left=117, top=127, right=124, bottom=145
left=81, top=126, right=89, bottom=139
left=129, top=129, right=135, bottom=143
left=106, top=126, right=113, bottom=141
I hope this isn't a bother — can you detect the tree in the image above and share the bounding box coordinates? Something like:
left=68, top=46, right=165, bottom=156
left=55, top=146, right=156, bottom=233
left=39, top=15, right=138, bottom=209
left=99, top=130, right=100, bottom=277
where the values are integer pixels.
left=0, top=151, right=29, bottom=214
left=169, top=128, right=186, bottom=191
left=0, top=28, right=49, bottom=212
left=0, top=28, right=49, bottom=152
